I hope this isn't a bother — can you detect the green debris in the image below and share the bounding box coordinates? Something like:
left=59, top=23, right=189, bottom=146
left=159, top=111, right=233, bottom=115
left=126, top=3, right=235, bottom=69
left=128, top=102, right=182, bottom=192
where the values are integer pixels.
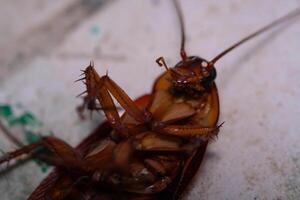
left=25, top=130, right=41, bottom=144
left=9, top=112, right=41, bottom=127
left=90, top=25, right=100, bottom=35
left=0, top=104, right=13, bottom=119
left=0, top=103, right=50, bottom=172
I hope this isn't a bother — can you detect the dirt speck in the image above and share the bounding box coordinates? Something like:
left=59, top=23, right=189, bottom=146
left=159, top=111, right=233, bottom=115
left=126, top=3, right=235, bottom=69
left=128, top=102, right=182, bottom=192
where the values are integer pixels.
left=267, top=157, right=284, bottom=176
left=245, top=172, right=260, bottom=188
left=207, top=4, right=220, bottom=14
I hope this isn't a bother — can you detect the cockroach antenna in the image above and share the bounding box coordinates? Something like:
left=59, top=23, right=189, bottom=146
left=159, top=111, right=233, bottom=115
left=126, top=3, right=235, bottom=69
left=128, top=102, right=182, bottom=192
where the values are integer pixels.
left=155, top=1, right=187, bottom=70
left=173, top=0, right=187, bottom=61
left=207, top=6, right=300, bottom=69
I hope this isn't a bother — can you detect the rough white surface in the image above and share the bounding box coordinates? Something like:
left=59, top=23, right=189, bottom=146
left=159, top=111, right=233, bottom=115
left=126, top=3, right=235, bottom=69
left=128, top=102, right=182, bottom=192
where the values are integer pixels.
left=0, top=0, right=300, bottom=199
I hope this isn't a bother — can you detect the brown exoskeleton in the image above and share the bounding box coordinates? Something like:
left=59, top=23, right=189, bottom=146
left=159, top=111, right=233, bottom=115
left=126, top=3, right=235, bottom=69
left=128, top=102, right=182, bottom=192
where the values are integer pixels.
left=1, top=1, right=300, bottom=199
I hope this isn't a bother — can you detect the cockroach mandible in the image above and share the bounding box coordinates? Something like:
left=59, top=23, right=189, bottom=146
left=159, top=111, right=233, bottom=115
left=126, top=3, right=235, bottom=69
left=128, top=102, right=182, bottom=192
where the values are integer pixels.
left=1, top=1, right=300, bottom=199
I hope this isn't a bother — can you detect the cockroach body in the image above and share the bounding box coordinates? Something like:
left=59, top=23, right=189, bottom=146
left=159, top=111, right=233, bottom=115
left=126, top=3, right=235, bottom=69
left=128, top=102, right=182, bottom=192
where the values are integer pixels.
left=1, top=1, right=300, bottom=200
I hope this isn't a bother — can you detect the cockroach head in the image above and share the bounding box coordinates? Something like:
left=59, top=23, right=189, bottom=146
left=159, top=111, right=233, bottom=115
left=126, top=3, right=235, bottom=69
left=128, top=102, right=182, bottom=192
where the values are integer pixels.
left=171, top=56, right=217, bottom=96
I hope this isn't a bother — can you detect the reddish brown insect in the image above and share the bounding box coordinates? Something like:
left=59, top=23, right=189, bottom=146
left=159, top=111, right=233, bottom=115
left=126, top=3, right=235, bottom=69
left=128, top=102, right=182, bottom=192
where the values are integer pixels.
left=1, top=1, right=300, bottom=200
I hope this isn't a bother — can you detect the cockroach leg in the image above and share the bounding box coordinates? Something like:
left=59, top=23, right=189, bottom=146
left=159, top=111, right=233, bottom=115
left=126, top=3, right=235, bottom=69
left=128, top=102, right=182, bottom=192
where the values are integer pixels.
left=133, top=131, right=195, bottom=154
left=83, top=66, right=151, bottom=131
left=143, top=177, right=172, bottom=194
left=158, top=123, right=223, bottom=139
left=92, top=83, right=129, bottom=137
left=78, top=64, right=129, bottom=137
left=0, top=140, right=42, bottom=164
left=99, top=75, right=149, bottom=123
left=76, top=96, right=97, bottom=120
left=0, top=137, right=85, bottom=171
left=0, top=120, right=24, bottom=147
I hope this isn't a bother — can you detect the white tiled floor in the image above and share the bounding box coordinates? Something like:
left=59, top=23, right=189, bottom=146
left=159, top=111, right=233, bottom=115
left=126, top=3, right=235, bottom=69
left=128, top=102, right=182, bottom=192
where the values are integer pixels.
left=0, top=0, right=300, bottom=199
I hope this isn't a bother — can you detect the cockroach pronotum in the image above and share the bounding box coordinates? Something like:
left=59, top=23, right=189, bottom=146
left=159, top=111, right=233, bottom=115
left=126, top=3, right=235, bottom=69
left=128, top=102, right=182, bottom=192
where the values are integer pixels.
left=1, top=1, right=300, bottom=199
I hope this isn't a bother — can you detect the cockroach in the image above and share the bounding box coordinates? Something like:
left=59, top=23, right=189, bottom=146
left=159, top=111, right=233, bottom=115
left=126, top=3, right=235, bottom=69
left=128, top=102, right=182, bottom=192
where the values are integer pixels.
left=1, top=1, right=300, bottom=199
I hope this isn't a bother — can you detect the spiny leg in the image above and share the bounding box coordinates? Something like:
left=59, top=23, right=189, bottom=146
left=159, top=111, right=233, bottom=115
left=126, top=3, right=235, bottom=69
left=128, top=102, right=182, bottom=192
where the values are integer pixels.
left=0, top=120, right=24, bottom=147
left=156, top=122, right=224, bottom=139
left=76, top=62, right=103, bottom=119
left=81, top=64, right=130, bottom=137
left=0, top=122, right=85, bottom=171
left=132, top=131, right=195, bottom=155
left=100, top=75, right=148, bottom=123
left=0, top=136, right=85, bottom=171
left=76, top=96, right=100, bottom=120
left=81, top=64, right=150, bottom=136
left=88, top=68, right=148, bottom=123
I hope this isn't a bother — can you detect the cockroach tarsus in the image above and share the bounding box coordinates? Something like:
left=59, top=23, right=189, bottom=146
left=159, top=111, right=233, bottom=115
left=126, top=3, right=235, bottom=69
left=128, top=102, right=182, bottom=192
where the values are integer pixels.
left=1, top=1, right=300, bottom=199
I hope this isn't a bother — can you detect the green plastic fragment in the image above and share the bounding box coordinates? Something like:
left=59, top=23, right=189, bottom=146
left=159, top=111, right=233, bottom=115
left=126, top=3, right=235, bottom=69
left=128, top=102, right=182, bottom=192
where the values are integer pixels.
left=24, top=130, right=50, bottom=172
left=25, top=130, right=41, bottom=144
left=40, top=163, right=49, bottom=173
left=9, top=112, right=41, bottom=127
left=0, top=104, right=13, bottom=119
left=90, top=25, right=100, bottom=35
left=0, top=103, right=50, bottom=172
